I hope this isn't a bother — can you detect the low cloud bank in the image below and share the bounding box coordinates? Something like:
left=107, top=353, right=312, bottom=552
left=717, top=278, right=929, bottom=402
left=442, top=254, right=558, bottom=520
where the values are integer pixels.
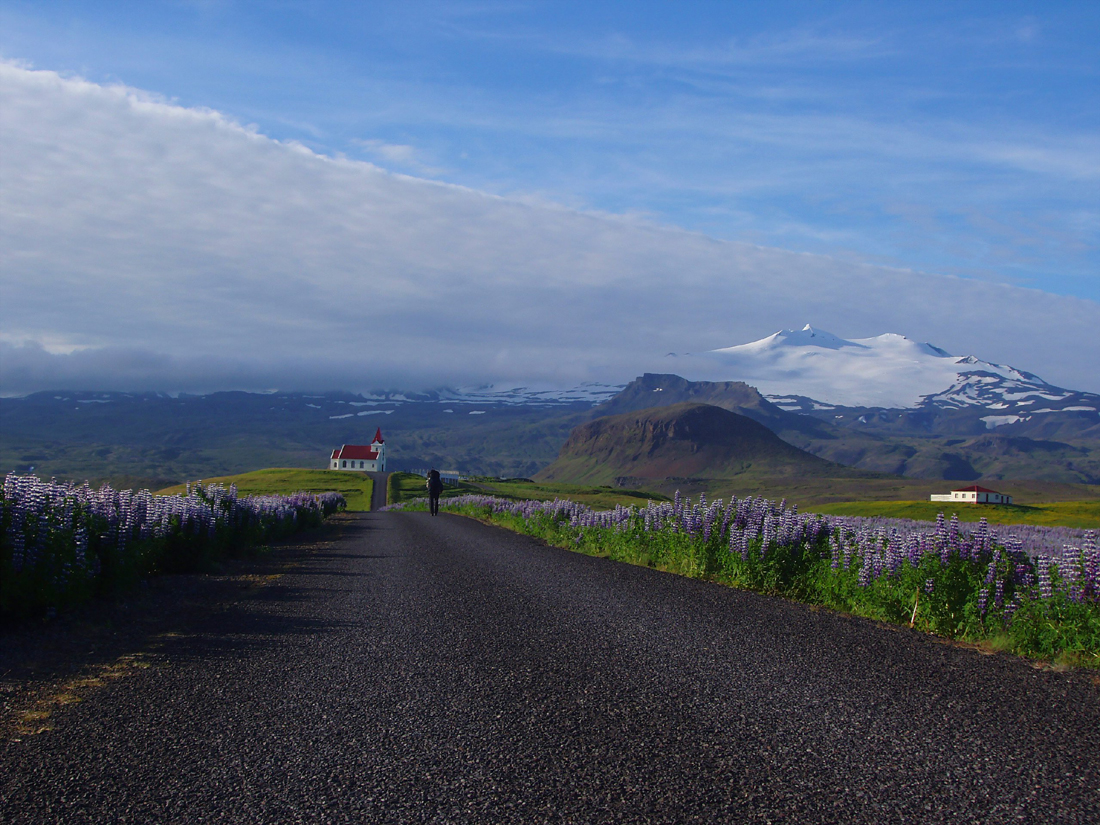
left=2, top=63, right=1097, bottom=395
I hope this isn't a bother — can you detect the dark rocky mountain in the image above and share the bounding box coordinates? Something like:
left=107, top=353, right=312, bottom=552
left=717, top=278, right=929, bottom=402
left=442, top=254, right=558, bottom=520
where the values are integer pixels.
left=590, top=375, right=1100, bottom=484
left=589, top=373, right=833, bottom=440
left=536, top=403, right=857, bottom=486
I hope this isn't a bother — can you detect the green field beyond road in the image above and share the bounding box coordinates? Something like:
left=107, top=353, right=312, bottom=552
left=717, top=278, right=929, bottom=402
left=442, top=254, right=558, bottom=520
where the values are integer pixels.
left=157, top=468, right=374, bottom=511
left=153, top=470, right=1099, bottom=529
left=809, top=500, right=1100, bottom=529
left=385, top=472, right=671, bottom=510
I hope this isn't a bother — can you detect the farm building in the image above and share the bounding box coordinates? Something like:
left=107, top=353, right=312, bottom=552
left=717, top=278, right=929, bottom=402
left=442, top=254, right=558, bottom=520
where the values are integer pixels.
left=930, top=485, right=1012, bottom=505
left=330, top=428, right=387, bottom=472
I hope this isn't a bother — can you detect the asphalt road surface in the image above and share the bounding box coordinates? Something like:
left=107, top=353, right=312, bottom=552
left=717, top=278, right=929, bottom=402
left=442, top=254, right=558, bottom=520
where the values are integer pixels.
left=2, top=511, right=1098, bottom=823
left=367, top=472, right=390, bottom=512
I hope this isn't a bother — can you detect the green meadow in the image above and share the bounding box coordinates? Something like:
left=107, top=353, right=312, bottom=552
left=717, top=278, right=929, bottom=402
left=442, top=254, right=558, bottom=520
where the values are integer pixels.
left=158, top=468, right=374, bottom=512
left=807, top=500, right=1100, bottom=529
left=151, top=469, right=1099, bottom=529
left=385, top=472, right=670, bottom=510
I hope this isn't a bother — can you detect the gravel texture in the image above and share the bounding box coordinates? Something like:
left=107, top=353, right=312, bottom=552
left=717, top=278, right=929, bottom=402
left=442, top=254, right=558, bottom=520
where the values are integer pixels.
left=2, top=511, right=1099, bottom=824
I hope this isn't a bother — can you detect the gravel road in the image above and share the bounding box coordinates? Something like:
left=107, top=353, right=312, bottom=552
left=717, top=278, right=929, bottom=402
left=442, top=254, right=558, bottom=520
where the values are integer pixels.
left=2, top=511, right=1098, bottom=823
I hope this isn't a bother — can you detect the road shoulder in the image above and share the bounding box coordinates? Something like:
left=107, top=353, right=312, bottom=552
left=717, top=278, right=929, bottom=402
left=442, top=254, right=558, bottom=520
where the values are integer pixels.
left=0, top=513, right=358, bottom=741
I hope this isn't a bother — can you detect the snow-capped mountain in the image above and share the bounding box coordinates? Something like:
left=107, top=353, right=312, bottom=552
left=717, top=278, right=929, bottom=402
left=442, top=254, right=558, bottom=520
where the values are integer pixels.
left=683, top=325, right=1098, bottom=428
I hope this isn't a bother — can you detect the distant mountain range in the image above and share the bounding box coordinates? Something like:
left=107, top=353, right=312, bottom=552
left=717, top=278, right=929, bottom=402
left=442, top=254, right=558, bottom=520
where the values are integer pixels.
left=591, top=374, right=1100, bottom=484
left=1, top=326, right=1097, bottom=487
left=450, top=325, right=1099, bottom=440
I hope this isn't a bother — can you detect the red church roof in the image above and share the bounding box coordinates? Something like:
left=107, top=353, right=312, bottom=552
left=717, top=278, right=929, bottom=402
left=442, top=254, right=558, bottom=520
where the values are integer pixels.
left=334, top=444, right=379, bottom=461
left=373, top=427, right=384, bottom=444
left=952, top=485, right=1003, bottom=494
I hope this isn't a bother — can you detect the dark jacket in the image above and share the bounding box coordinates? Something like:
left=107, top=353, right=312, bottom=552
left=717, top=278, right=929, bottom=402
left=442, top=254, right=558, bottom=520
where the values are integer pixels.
left=426, top=470, right=444, bottom=495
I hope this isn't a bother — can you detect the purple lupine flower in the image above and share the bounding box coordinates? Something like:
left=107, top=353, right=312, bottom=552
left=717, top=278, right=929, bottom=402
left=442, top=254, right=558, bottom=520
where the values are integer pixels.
left=1036, top=556, right=1054, bottom=600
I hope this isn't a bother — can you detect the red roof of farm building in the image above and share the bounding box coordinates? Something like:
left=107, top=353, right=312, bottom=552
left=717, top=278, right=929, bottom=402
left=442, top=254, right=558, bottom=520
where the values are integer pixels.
left=334, top=444, right=379, bottom=461
left=952, top=485, right=1002, bottom=494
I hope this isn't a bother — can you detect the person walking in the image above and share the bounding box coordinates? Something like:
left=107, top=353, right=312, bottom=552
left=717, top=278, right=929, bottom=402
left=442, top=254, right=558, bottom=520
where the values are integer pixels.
left=426, top=469, right=444, bottom=516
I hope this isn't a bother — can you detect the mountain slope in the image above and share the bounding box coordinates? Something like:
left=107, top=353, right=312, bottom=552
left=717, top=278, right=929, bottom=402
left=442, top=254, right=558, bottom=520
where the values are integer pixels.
left=535, top=403, right=853, bottom=486
left=590, top=375, right=1100, bottom=484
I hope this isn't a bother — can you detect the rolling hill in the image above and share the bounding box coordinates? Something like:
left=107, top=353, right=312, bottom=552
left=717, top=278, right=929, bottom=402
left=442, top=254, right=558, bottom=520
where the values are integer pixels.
left=535, top=403, right=860, bottom=486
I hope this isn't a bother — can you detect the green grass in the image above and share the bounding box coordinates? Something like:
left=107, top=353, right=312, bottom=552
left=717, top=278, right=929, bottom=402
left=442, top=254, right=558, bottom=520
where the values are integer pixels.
left=808, top=500, right=1100, bottom=529
left=388, top=472, right=426, bottom=505
left=386, top=472, right=486, bottom=505
left=384, top=472, right=670, bottom=510
left=157, top=468, right=374, bottom=511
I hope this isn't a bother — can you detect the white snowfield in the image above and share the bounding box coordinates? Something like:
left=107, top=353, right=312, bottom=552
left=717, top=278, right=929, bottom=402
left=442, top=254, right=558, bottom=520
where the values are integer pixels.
left=687, top=324, right=1070, bottom=410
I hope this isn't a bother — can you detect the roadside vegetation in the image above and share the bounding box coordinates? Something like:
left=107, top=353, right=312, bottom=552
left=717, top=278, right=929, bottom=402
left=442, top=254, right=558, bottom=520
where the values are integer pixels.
left=2, top=473, right=346, bottom=619
left=158, top=468, right=373, bottom=512
left=390, top=493, right=1099, bottom=667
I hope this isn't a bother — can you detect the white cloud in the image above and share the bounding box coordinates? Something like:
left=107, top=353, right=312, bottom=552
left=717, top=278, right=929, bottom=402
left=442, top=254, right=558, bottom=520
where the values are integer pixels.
left=351, top=138, right=444, bottom=175
left=1, top=63, right=1098, bottom=395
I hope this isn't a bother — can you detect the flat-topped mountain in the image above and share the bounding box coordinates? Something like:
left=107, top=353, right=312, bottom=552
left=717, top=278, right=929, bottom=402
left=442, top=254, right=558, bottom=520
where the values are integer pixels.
left=536, top=402, right=853, bottom=486
left=591, top=373, right=835, bottom=440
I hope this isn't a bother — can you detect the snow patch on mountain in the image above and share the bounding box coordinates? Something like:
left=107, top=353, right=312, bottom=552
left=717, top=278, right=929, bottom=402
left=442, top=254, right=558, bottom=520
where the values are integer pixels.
left=684, top=324, right=1070, bottom=410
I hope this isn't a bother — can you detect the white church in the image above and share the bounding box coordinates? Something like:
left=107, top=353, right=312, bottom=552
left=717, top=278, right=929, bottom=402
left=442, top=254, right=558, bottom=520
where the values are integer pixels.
left=330, top=428, right=387, bottom=472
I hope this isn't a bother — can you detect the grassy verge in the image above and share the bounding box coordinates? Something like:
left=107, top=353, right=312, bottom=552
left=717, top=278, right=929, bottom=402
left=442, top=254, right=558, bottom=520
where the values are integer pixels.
left=3, top=476, right=346, bottom=619
left=397, top=495, right=1099, bottom=668
left=809, top=500, right=1100, bottom=529
left=158, top=468, right=373, bottom=512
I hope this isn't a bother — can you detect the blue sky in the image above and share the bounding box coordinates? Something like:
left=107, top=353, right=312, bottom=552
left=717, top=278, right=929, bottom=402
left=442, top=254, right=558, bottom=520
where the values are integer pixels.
left=1, top=1, right=1098, bottom=394
left=4, top=0, right=1097, bottom=297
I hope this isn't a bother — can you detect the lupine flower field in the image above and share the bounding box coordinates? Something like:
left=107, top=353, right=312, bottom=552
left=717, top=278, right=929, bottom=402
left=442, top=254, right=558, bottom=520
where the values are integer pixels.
left=1, top=473, right=345, bottom=618
left=387, top=492, right=1099, bottom=664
